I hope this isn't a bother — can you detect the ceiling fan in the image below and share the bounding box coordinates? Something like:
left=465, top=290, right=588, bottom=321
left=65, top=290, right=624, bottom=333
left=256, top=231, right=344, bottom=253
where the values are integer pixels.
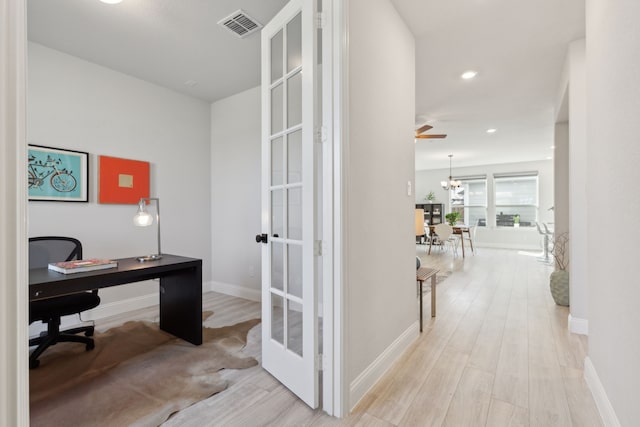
left=415, top=124, right=447, bottom=139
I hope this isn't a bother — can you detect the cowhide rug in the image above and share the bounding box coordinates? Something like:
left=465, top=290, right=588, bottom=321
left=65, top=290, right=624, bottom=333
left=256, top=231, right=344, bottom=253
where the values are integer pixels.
left=30, top=312, right=260, bottom=426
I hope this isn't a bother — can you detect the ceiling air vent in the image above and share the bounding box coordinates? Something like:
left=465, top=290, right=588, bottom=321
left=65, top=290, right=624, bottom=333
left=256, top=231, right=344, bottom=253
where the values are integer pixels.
left=218, top=10, right=263, bottom=39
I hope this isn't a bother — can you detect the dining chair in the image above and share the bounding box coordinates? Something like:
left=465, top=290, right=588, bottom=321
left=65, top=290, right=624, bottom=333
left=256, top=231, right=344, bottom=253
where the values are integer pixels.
left=433, top=223, right=459, bottom=257
left=464, top=225, right=477, bottom=255
left=536, top=222, right=553, bottom=263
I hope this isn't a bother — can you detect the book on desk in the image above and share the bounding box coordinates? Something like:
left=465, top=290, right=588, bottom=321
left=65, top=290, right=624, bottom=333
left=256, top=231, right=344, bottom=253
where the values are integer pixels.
left=48, top=259, right=118, bottom=274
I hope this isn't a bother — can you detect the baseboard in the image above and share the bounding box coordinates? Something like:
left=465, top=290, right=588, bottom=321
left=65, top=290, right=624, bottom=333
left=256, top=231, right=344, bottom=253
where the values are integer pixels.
left=584, top=357, right=621, bottom=427
left=87, top=281, right=222, bottom=320
left=474, top=242, right=540, bottom=251
left=210, top=281, right=262, bottom=302
left=30, top=282, right=218, bottom=338
left=349, top=321, right=419, bottom=410
left=85, top=293, right=159, bottom=321
left=568, top=314, right=588, bottom=335
left=29, top=293, right=159, bottom=338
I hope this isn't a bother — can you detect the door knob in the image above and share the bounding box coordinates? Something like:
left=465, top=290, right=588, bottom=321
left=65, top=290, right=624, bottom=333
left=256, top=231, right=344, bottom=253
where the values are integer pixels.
left=255, top=233, right=268, bottom=244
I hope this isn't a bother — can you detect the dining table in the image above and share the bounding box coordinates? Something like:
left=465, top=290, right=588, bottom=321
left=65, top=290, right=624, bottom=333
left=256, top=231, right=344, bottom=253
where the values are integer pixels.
left=427, top=224, right=474, bottom=258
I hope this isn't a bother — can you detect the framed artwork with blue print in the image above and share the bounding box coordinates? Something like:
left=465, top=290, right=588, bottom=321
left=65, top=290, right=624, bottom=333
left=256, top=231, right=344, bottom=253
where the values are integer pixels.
left=28, top=145, right=89, bottom=202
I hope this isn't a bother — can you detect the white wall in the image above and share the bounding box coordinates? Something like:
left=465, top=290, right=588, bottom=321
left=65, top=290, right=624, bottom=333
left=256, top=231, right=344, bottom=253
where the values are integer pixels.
left=568, top=40, right=588, bottom=330
left=585, top=1, right=640, bottom=425
left=28, top=42, right=212, bottom=314
left=555, top=39, right=588, bottom=333
left=415, top=160, right=554, bottom=250
left=553, top=122, right=569, bottom=257
left=210, top=86, right=262, bottom=301
left=346, top=0, right=417, bottom=408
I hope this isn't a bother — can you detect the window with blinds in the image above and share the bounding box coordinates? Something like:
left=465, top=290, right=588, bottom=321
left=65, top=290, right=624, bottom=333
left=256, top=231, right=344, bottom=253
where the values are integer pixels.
left=450, top=176, right=487, bottom=227
left=494, top=172, right=538, bottom=227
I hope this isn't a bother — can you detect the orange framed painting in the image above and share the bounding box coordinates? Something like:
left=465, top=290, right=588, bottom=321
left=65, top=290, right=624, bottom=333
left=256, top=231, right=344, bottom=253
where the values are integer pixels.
left=99, top=156, right=150, bottom=204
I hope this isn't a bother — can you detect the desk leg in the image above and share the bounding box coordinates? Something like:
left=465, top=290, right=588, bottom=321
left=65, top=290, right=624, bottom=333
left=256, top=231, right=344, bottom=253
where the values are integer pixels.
left=159, top=263, right=203, bottom=345
left=468, top=230, right=475, bottom=254
left=460, top=233, right=465, bottom=258
left=428, top=236, right=433, bottom=255
left=431, top=274, right=437, bottom=317
left=419, top=281, right=423, bottom=332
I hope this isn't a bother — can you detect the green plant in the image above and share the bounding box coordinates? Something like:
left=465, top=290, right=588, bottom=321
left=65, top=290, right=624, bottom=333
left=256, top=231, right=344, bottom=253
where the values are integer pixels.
left=513, top=214, right=520, bottom=224
left=425, top=191, right=436, bottom=202
left=445, top=211, right=461, bottom=226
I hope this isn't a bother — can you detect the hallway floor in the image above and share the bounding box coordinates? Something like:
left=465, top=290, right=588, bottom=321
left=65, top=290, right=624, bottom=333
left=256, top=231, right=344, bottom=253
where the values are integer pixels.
left=97, top=247, right=602, bottom=426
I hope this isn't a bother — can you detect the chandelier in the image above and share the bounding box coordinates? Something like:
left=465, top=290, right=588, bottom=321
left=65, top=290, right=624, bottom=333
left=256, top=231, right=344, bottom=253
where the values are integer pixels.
left=441, top=154, right=461, bottom=191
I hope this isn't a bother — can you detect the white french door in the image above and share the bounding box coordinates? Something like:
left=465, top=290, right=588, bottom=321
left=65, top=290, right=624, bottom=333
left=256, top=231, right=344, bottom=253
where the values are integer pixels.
left=259, top=0, right=319, bottom=408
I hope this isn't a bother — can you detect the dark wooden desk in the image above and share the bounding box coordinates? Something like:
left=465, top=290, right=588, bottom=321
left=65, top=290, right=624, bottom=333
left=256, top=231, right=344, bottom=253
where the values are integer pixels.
left=29, top=254, right=203, bottom=345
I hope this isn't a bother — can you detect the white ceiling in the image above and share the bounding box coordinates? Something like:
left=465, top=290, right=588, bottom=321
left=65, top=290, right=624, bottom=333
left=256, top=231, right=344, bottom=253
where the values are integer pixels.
left=27, top=0, right=289, bottom=102
left=392, top=0, right=585, bottom=170
left=27, top=0, right=585, bottom=171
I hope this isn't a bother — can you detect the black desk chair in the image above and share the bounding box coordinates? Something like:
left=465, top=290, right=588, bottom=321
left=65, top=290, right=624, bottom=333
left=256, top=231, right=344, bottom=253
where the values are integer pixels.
left=29, top=237, right=101, bottom=369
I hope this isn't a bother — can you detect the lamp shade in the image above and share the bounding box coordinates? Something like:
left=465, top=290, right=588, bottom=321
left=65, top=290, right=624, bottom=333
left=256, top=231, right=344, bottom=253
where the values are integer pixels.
left=132, top=197, right=162, bottom=262
left=133, top=201, right=154, bottom=227
left=415, top=209, right=425, bottom=236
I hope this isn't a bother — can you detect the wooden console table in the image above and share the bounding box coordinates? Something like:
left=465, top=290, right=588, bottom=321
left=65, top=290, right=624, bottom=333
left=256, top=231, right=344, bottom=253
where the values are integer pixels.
left=416, top=267, right=439, bottom=332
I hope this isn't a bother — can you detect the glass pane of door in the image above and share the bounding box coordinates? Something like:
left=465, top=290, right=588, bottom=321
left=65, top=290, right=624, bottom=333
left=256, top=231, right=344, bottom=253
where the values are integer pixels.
left=271, top=83, right=284, bottom=134
left=271, top=137, right=283, bottom=185
left=287, top=130, right=302, bottom=183
left=271, top=293, right=284, bottom=345
left=287, top=300, right=303, bottom=356
left=287, top=71, right=303, bottom=127
left=269, top=10, right=305, bottom=352
left=271, top=29, right=284, bottom=83
left=287, top=13, right=302, bottom=71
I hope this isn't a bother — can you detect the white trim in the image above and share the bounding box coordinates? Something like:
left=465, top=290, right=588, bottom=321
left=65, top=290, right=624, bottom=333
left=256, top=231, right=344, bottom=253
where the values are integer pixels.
left=0, top=0, right=29, bottom=424
left=31, top=293, right=152, bottom=336
left=84, top=294, right=158, bottom=321
left=210, top=281, right=262, bottom=302
left=474, top=242, right=540, bottom=251
left=349, top=322, right=419, bottom=410
left=88, top=280, right=235, bottom=318
left=584, top=357, right=621, bottom=427
left=332, top=0, right=347, bottom=417
left=30, top=294, right=158, bottom=338
left=320, top=0, right=335, bottom=415
left=568, top=314, right=588, bottom=335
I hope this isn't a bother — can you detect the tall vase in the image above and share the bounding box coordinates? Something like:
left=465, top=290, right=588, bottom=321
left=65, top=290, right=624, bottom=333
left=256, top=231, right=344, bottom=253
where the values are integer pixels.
left=550, top=270, right=570, bottom=306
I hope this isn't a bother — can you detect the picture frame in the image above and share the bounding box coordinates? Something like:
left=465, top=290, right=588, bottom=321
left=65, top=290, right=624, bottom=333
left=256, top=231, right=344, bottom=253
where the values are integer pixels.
left=28, top=145, right=89, bottom=202
left=98, top=155, right=150, bottom=204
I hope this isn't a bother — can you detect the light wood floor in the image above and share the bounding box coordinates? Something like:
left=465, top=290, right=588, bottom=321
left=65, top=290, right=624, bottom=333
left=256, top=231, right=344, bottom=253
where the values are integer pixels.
left=95, top=247, right=603, bottom=426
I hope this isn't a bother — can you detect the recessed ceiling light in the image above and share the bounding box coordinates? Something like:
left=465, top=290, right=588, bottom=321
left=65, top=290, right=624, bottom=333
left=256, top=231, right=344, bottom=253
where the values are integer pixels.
left=486, top=128, right=497, bottom=134
left=550, top=145, right=556, bottom=149
left=184, top=80, right=198, bottom=87
left=99, top=0, right=123, bottom=4
left=461, top=70, right=478, bottom=80
left=546, top=156, right=553, bottom=160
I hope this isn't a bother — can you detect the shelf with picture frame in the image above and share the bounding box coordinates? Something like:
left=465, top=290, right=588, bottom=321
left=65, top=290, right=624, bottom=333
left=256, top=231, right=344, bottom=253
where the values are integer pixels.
left=416, top=203, right=444, bottom=226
